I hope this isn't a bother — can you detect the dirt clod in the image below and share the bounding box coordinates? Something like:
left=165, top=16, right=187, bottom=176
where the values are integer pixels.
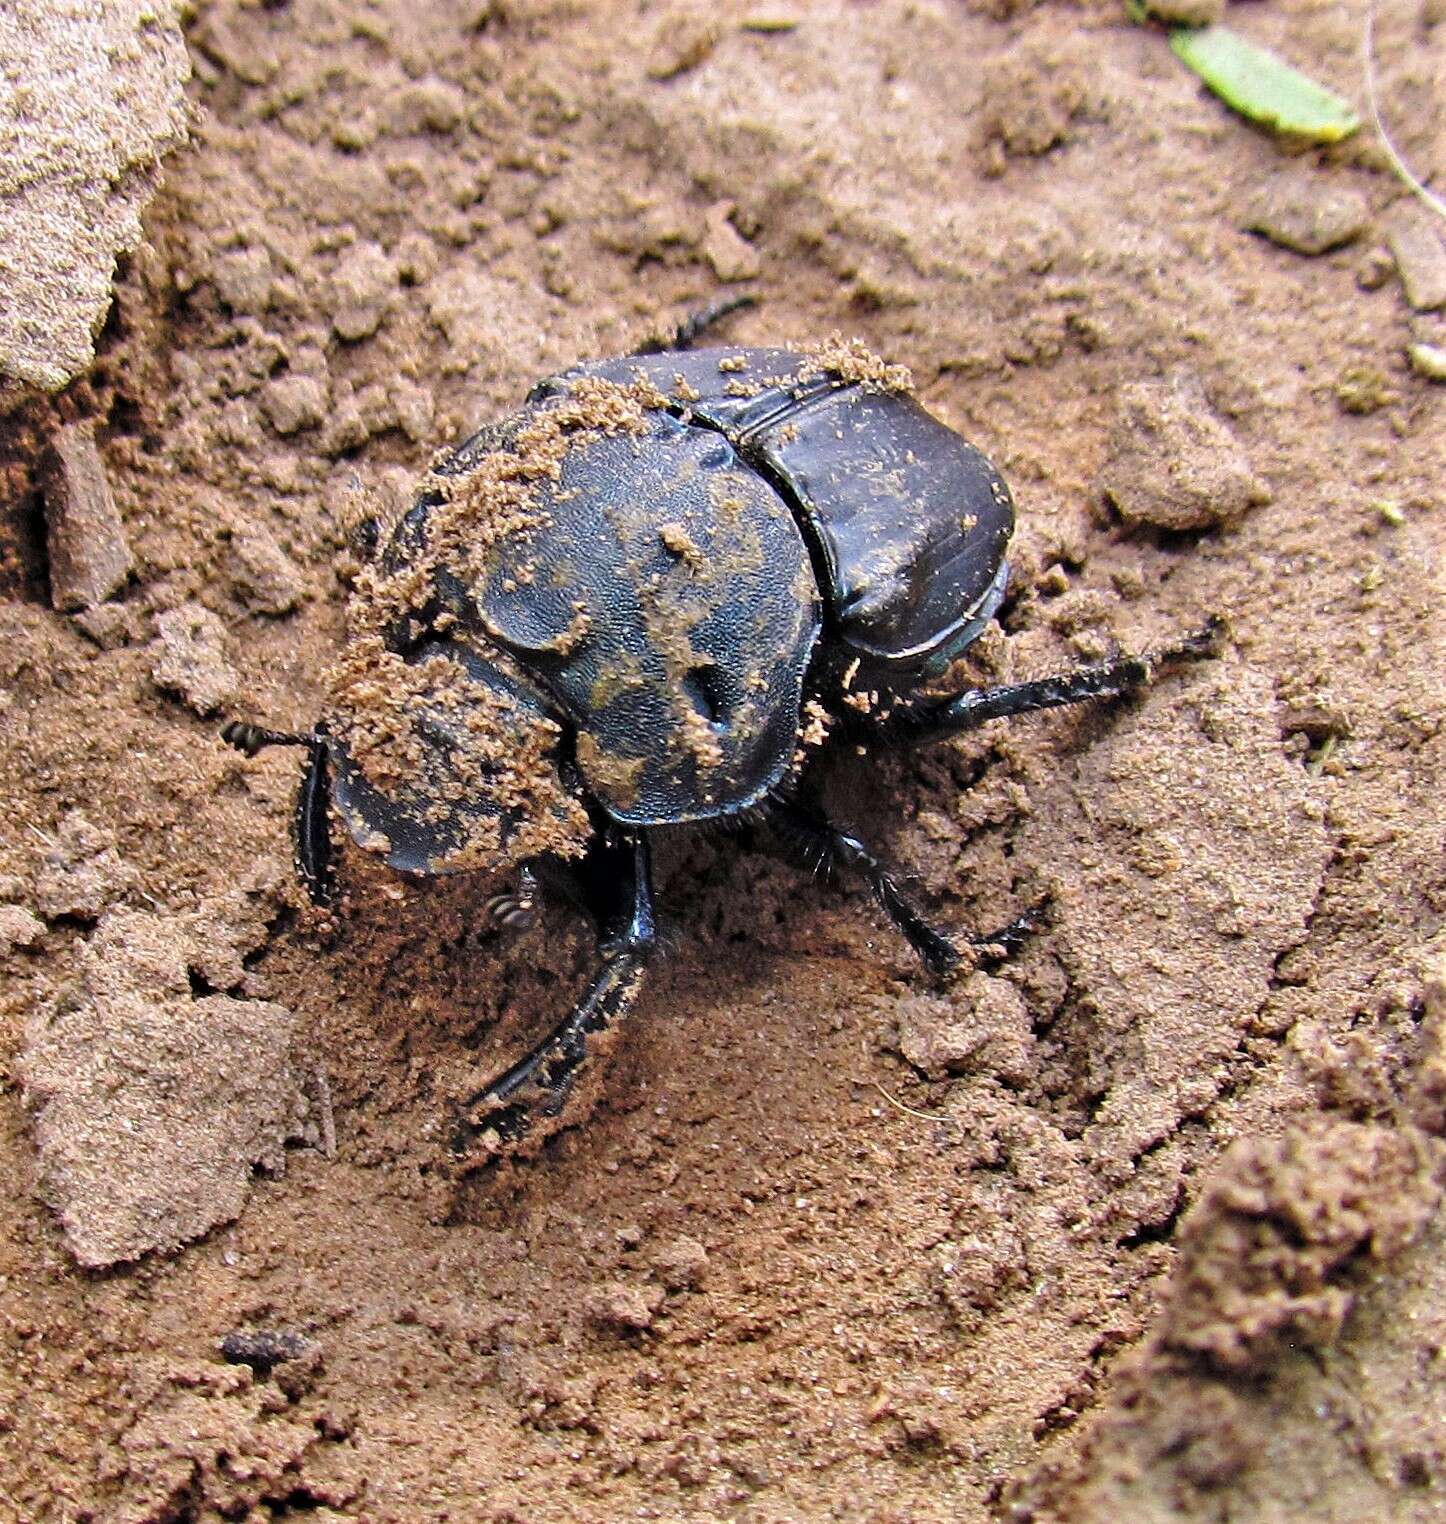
left=977, top=40, right=1094, bottom=163
left=896, top=974, right=1034, bottom=1083
left=1388, top=212, right=1446, bottom=312
left=150, top=603, right=239, bottom=715
left=211, top=245, right=276, bottom=315
left=20, top=909, right=308, bottom=1267
left=329, top=241, right=400, bottom=342
left=262, top=374, right=329, bottom=435
left=651, top=1234, right=709, bottom=1290
left=33, top=810, right=134, bottom=922
left=1241, top=171, right=1370, bottom=256
left=41, top=422, right=133, bottom=611
left=0, top=903, right=45, bottom=954
left=229, top=523, right=306, bottom=615
left=702, top=201, right=762, bottom=282
left=0, top=0, right=188, bottom=397
left=1098, top=370, right=1270, bottom=530
left=1161, top=1121, right=1440, bottom=1373
left=585, top=1281, right=666, bottom=1331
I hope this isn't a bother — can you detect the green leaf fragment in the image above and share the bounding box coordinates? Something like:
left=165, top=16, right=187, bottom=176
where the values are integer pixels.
left=1169, top=25, right=1360, bottom=143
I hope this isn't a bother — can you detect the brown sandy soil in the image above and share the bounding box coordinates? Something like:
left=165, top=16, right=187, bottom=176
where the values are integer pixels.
left=2, top=1, right=1445, bottom=1519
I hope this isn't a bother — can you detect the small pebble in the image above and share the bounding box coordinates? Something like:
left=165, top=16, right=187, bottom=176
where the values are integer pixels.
left=1241, top=173, right=1369, bottom=257
left=41, top=422, right=134, bottom=611
left=1388, top=215, right=1446, bottom=311
left=1407, top=342, right=1446, bottom=381
left=219, top=1328, right=311, bottom=1374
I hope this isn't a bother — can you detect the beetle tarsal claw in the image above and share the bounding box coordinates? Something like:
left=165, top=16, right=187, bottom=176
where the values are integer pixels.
left=1153, top=614, right=1228, bottom=668
left=484, top=891, right=536, bottom=930
left=970, top=902, right=1046, bottom=969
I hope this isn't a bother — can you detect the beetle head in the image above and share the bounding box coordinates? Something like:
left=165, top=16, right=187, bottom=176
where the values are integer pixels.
left=325, top=633, right=591, bottom=880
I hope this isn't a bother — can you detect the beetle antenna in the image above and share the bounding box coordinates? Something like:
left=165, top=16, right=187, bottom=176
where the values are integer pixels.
left=635, top=293, right=758, bottom=355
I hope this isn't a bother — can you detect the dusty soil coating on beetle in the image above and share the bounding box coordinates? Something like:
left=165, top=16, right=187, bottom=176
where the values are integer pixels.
left=2, top=1, right=1445, bottom=1520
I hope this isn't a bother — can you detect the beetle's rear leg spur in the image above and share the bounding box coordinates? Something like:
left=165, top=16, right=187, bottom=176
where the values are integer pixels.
left=221, top=721, right=336, bottom=907
left=453, top=833, right=657, bottom=1158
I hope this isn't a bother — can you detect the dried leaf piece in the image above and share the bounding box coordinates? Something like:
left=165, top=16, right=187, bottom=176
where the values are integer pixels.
left=1169, top=25, right=1360, bottom=143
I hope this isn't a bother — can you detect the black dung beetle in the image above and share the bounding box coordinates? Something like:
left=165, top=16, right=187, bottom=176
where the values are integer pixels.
left=224, top=300, right=1218, bottom=1159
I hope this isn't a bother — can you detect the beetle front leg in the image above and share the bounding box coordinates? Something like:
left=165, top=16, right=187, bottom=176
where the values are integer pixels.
left=222, top=720, right=336, bottom=907
left=879, top=618, right=1223, bottom=747
left=454, top=834, right=657, bottom=1157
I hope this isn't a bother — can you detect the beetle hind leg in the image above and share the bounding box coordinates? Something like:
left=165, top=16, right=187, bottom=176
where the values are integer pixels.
left=454, top=835, right=657, bottom=1158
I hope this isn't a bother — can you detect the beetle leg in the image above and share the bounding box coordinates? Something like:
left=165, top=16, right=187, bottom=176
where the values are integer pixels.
left=221, top=720, right=335, bottom=907
left=454, top=834, right=656, bottom=1155
left=760, top=799, right=962, bottom=978
left=484, top=866, right=539, bottom=931
left=759, top=800, right=1044, bottom=975
left=880, top=618, right=1223, bottom=747
left=634, top=293, right=756, bottom=355
left=292, top=735, right=335, bottom=907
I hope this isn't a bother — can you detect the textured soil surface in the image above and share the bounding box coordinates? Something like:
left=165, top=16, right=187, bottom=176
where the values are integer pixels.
left=2, top=1, right=1445, bottom=1520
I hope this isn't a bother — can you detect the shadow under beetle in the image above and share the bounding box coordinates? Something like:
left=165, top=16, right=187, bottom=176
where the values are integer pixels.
left=224, top=301, right=1217, bottom=1159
